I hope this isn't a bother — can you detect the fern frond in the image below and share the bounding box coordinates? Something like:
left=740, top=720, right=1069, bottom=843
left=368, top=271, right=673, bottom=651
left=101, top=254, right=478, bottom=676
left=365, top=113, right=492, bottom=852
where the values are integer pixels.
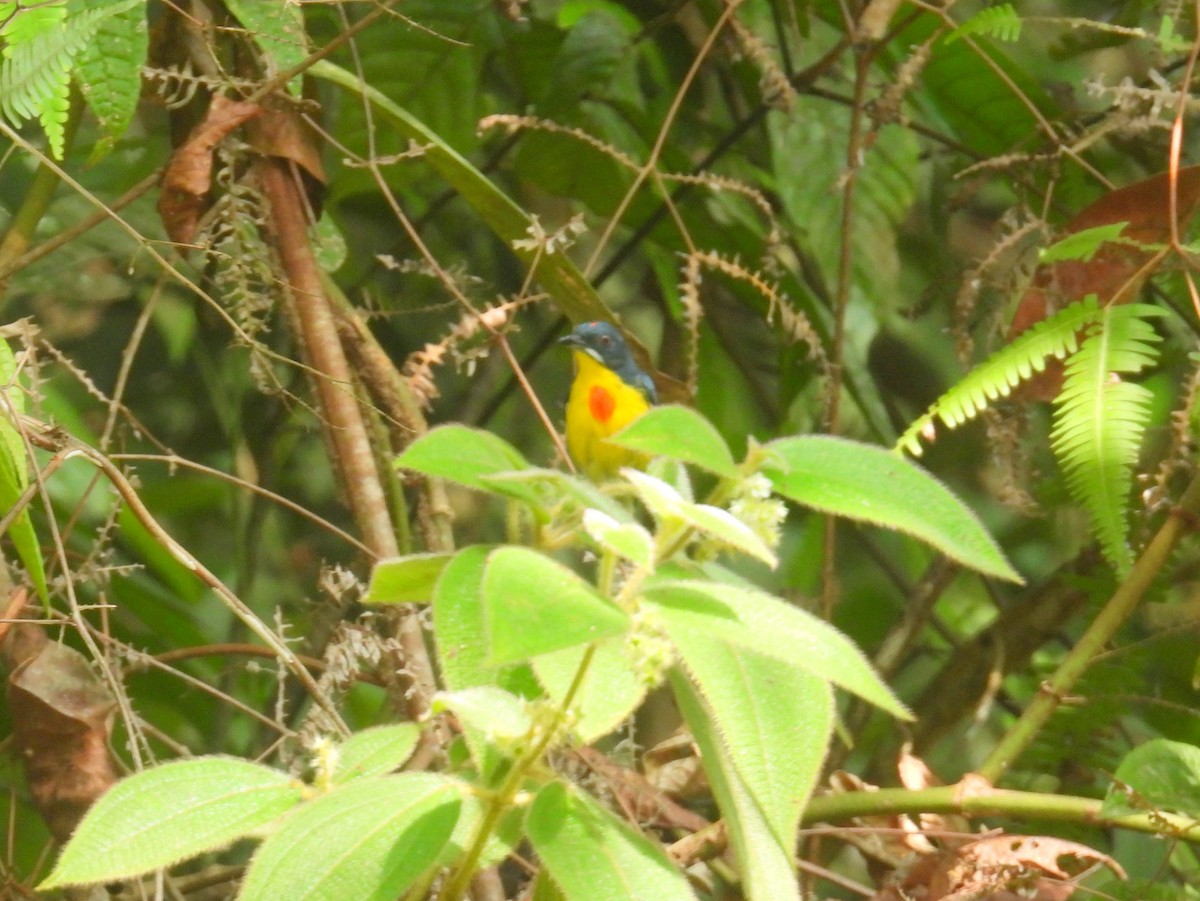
left=945, top=3, right=1022, bottom=44
left=896, top=296, right=1106, bottom=456
left=1050, top=304, right=1164, bottom=574
left=0, top=0, right=142, bottom=157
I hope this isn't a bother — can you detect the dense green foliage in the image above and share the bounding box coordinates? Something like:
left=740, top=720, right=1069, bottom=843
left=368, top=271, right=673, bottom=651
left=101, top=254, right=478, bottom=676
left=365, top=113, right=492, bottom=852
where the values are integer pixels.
left=5, top=1, right=1200, bottom=899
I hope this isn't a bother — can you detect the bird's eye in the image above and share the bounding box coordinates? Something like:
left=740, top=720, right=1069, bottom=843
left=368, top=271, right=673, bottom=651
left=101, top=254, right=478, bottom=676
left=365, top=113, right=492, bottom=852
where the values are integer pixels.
left=600, top=335, right=611, bottom=346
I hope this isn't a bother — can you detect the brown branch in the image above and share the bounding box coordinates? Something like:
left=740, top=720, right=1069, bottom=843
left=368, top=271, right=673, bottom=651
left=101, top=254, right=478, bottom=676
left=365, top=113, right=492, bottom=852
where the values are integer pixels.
left=258, top=158, right=439, bottom=727
left=324, top=277, right=455, bottom=553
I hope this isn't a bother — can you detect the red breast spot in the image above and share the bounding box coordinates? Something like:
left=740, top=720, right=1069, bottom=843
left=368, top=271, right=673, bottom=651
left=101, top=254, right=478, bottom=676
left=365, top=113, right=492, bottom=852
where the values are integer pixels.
left=588, top=385, right=616, bottom=423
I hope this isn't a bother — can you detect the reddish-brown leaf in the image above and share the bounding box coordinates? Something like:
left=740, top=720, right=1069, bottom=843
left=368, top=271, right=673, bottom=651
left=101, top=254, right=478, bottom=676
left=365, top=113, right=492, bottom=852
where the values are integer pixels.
left=157, top=96, right=262, bottom=247
left=1009, top=166, right=1200, bottom=399
left=6, top=628, right=117, bottom=842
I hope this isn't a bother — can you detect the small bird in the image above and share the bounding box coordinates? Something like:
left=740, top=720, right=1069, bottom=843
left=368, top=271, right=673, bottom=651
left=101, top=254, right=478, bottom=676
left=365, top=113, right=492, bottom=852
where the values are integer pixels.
left=558, top=321, right=658, bottom=481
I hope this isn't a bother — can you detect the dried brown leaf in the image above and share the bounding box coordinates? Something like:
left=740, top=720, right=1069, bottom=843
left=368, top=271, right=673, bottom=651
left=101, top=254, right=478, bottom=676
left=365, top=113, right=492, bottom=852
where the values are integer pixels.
left=158, top=96, right=262, bottom=246
left=1010, top=166, right=1200, bottom=400
left=7, top=634, right=118, bottom=842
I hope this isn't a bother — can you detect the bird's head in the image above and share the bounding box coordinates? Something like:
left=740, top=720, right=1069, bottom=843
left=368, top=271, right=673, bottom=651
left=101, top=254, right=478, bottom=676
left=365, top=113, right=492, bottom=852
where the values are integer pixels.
left=557, top=321, right=633, bottom=371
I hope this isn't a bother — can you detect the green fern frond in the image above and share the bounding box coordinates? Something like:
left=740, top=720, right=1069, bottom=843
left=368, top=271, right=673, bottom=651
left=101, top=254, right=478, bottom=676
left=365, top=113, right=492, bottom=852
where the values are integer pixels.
left=1050, top=304, right=1163, bottom=574
left=945, top=3, right=1022, bottom=45
left=896, top=296, right=1106, bottom=456
left=0, top=0, right=142, bottom=158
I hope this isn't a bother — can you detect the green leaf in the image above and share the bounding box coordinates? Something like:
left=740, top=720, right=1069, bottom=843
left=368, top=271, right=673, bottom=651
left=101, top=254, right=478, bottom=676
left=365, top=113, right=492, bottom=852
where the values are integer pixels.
left=1102, top=739, right=1200, bottom=818
left=433, top=546, right=536, bottom=694
left=1, top=0, right=142, bottom=158
left=672, top=671, right=800, bottom=901
left=764, top=436, right=1021, bottom=583
left=395, top=425, right=529, bottom=492
left=526, top=781, right=697, bottom=901
left=224, top=0, right=307, bottom=93
left=431, top=686, right=533, bottom=749
left=71, top=0, right=146, bottom=155
left=433, top=546, right=499, bottom=692
left=944, top=3, right=1022, bottom=44
left=1040, top=222, right=1130, bottom=263
left=1051, top=304, right=1164, bottom=574
left=582, top=508, right=654, bottom=569
left=312, top=59, right=620, bottom=326
left=896, top=296, right=1105, bottom=455
left=480, top=468, right=634, bottom=523
left=40, top=757, right=305, bottom=888
left=670, top=631, right=831, bottom=857
left=482, top=547, right=629, bottom=666
left=364, top=553, right=454, bottom=605
left=0, top=337, right=47, bottom=607
left=238, top=774, right=463, bottom=901
left=624, top=469, right=777, bottom=567
left=646, top=580, right=910, bottom=720
left=609, top=405, right=739, bottom=478
left=333, top=725, right=421, bottom=783
left=533, top=636, right=646, bottom=743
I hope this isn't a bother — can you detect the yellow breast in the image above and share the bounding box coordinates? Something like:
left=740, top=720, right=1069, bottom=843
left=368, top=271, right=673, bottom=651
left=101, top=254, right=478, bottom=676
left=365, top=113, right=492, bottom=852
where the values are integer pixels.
left=564, top=350, right=651, bottom=481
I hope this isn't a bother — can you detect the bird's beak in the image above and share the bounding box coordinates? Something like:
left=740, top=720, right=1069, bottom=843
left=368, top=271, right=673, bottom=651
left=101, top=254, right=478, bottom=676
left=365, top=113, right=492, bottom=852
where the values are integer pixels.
left=558, top=333, right=603, bottom=363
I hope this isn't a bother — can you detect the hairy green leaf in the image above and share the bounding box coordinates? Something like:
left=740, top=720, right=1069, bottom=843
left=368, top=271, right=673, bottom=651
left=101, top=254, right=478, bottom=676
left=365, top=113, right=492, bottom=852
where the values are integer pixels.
left=672, top=671, right=801, bottom=901
left=671, top=630, right=831, bottom=857
left=609, top=404, right=739, bottom=478
left=482, top=547, right=629, bottom=665
left=527, top=781, right=697, bottom=901
left=394, top=424, right=529, bottom=491
left=364, top=553, right=454, bottom=605
left=239, top=774, right=462, bottom=901
left=40, top=757, right=304, bottom=888
left=333, top=725, right=421, bottom=783
left=646, top=580, right=910, bottom=719
left=765, top=436, right=1020, bottom=582
left=533, top=636, right=646, bottom=742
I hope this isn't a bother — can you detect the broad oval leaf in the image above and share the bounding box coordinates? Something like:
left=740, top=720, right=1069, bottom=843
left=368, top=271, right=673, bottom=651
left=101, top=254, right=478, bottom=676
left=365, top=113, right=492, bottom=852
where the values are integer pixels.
left=483, top=547, right=629, bottom=666
left=646, top=580, right=910, bottom=720
left=609, top=405, right=739, bottom=478
left=364, top=553, right=454, bottom=605
left=394, top=425, right=529, bottom=491
left=1102, top=738, right=1200, bottom=819
left=623, top=469, right=776, bottom=567
left=432, top=686, right=533, bottom=747
left=333, top=724, right=421, bottom=783
left=583, top=508, right=654, bottom=569
left=40, top=757, right=304, bottom=889
left=669, top=631, right=832, bottom=857
left=238, top=774, right=462, bottom=901
left=527, top=781, right=697, bottom=901
left=763, top=436, right=1021, bottom=583
left=479, top=467, right=633, bottom=522
left=672, top=671, right=801, bottom=901
left=532, top=636, right=646, bottom=743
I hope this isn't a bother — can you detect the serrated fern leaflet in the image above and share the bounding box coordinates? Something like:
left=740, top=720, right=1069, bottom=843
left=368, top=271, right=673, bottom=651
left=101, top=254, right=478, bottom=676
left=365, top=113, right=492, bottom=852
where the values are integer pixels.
left=896, top=296, right=1104, bottom=456
left=0, top=0, right=143, bottom=158
left=945, top=3, right=1022, bottom=45
left=1050, top=304, right=1163, bottom=574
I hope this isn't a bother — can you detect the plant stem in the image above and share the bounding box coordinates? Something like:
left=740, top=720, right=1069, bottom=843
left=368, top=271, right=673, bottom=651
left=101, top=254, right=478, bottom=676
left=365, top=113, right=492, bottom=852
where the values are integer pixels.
left=802, top=783, right=1200, bottom=842
left=440, top=643, right=599, bottom=901
left=978, top=471, right=1200, bottom=782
